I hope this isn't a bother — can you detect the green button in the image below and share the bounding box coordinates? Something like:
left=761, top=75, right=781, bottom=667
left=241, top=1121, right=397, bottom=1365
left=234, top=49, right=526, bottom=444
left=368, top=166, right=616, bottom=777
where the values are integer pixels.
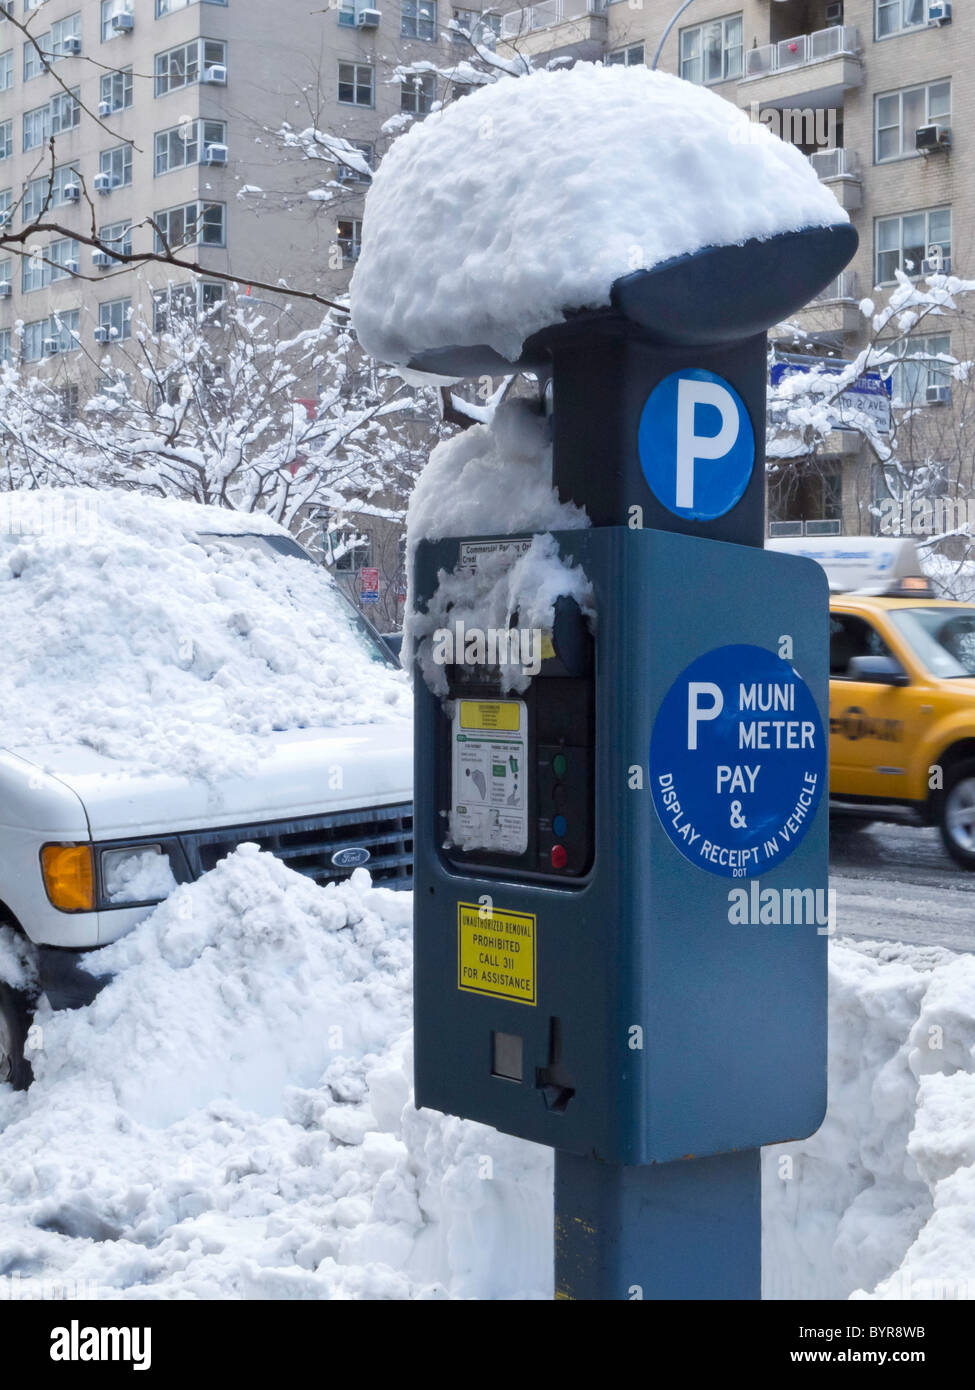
left=553, top=753, right=567, bottom=776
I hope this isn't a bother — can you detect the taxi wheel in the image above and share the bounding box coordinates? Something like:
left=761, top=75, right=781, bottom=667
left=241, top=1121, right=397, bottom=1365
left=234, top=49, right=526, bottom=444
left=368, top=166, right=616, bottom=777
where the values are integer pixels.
left=939, top=761, right=975, bottom=870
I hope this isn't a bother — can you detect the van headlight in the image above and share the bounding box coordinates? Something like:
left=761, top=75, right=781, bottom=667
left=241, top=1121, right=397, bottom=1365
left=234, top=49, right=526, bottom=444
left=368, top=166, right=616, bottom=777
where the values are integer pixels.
left=100, top=846, right=178, bottom=906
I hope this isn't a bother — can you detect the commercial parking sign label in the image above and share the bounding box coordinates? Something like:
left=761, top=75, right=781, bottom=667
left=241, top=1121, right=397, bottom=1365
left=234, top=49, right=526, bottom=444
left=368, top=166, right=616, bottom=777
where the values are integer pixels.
left=650, top=644, right=825, bottom=878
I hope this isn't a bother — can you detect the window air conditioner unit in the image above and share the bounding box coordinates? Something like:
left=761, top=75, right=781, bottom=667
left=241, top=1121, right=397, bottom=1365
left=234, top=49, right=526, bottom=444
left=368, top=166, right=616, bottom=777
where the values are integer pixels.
left=202, top=64, right=227, bottom=84
left=926, top=384, right=952, bottom=404
left=916, top=124, right=951, bottom=152
left=93, top=326, right=111, bottom=344
left=63, top=183, right=81, bottom=202
left=93, top=173, right=115, bottom=193
left=927, top=1, right=951, bottom=23
left=98, top=100, right=113, bottom=117
left=0, top=283, right=11, bottom=299
left=921, top=253, right=950, bottom=275
left=203, top=142, right=228, bottom=165
left=356, top=9, right=381, bottom=26
left=42, top=338, right=61, bottom=355
left=824, top=2, right=843, bottom=24
left=92, top=251, right=113, bottom=268
left=64, top=259, right=79, bottom=274
left=61, top=36, right=82, bottom=56
left=111, top=13, right=134, bottom=33
left=0, top=211, right=11, bottom=229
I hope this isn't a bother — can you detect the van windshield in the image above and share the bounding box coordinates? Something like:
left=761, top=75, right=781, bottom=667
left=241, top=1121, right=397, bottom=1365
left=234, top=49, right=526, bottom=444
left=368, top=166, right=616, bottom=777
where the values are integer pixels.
left=888, top=606, right=975, bottom=678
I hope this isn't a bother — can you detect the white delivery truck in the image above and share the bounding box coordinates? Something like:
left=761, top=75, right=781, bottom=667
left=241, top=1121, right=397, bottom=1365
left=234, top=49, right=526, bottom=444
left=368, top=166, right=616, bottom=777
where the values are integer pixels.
left=0, top=494, right=412, bottom=1087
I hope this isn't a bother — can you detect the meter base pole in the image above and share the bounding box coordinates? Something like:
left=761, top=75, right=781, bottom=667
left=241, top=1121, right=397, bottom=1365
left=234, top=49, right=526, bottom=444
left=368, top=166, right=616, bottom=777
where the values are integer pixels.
left=554, top=1147, right=761, bottom=1300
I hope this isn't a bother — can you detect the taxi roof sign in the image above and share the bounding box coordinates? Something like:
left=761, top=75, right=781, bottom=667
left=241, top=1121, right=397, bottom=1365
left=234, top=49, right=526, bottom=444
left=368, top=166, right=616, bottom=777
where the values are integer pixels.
left=766, top=536, right=934, bottom=596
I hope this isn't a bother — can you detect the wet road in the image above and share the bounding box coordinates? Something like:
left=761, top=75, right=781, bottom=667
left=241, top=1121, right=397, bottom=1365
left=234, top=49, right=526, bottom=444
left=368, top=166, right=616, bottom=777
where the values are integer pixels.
left=830, top=818, right=975, bottom=953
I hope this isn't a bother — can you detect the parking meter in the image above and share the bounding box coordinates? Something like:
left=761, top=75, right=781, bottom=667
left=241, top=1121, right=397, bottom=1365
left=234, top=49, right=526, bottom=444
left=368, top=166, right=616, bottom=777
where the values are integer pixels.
left=409, top=224, right=857, bottom=1298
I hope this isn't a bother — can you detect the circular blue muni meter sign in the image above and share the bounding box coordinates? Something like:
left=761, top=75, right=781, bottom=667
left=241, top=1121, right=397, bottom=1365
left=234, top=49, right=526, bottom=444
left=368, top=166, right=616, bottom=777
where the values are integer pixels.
left=650, top=644, right=826, bottom=879
left=638, top=368, right=755, bottom=521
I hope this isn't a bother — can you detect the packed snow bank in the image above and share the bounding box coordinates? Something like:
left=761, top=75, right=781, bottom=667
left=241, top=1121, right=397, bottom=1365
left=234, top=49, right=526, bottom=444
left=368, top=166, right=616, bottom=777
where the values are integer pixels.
left=3, top=864, right=974, bottom=1299
left=0, top=488, right=409, bottom=780
left=351, top=63, right=848, bottom=365
left=0, top=850, right=551, bottom=1299
left=402, top=398, right=590, bottom=681
left=763, top=938, right=975, bottom=1300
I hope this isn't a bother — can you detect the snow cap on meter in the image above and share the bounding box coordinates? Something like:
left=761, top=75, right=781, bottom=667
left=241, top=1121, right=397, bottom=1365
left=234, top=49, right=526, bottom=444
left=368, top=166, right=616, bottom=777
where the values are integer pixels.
left=350, top=62, right=857, bottom=374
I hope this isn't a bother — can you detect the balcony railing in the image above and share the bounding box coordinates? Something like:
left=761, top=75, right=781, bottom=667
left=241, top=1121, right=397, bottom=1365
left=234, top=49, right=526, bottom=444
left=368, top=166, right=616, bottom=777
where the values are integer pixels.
left=808, top=147, right=859, bottom=180
left=499, top=0, right=606, bottom=40
left=742, top=25, right=859, bottom=81
left=812, top=270, right=858, bottom=304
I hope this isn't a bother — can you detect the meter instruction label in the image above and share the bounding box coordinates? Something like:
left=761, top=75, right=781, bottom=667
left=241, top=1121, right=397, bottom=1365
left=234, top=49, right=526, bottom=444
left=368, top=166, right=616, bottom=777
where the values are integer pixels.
left=638, top=368, right=755, bottom=521
left=650, top=644, right=825, bottom=878
left=451, top=698, right=527, bottom=854
left=458, top=902, right=536, bottom=1004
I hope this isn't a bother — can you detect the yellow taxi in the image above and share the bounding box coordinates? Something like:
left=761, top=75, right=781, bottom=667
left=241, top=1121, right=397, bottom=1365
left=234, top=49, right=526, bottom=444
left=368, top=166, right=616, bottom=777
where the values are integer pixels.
left=769, top=537, right=975, bottom=869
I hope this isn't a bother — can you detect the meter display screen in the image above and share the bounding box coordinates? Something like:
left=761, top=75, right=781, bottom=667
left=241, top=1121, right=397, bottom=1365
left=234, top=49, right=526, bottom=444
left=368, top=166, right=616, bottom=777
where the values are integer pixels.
left=450, top=699, right=528, bottom=855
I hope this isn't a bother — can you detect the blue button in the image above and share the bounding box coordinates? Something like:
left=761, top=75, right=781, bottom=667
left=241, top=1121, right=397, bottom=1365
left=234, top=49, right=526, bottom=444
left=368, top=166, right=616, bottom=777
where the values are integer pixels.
left=553, top=815, right=567, bottom=837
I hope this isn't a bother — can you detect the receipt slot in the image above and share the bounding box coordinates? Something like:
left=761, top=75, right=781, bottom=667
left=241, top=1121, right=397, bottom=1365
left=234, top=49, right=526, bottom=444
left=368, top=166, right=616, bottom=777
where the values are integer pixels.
left=409, top=226, right=857, bottom=1300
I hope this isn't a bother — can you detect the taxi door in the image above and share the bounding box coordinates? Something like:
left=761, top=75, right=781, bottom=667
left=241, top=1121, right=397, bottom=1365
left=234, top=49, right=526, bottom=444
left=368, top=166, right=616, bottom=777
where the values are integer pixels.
left=828, top=610, right=920, bottom=800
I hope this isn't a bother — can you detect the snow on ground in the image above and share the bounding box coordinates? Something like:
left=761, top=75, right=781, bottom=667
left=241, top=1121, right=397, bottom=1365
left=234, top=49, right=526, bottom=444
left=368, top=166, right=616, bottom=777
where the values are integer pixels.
left=2, top=855, right=974, bottom=1299
left=0, top=488, right=409, bottom=781
left=351, top=63, right=848, bottom=366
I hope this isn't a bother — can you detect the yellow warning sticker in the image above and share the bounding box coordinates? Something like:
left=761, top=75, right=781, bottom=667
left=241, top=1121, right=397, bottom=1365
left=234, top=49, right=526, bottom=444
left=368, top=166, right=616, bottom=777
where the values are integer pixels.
left=459, top=700, right=521, bottom=732
left=457, top=902, right=536, bottom=1004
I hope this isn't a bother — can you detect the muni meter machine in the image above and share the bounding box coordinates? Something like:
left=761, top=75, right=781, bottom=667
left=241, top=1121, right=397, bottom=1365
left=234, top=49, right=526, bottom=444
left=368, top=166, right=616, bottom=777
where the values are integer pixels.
left=399, top=209, right=857, bottom=1288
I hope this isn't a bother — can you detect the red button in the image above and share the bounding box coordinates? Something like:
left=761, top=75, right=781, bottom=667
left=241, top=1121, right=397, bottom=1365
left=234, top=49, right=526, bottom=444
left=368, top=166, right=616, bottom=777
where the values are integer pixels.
left=551, top=844, right=567, bottom=869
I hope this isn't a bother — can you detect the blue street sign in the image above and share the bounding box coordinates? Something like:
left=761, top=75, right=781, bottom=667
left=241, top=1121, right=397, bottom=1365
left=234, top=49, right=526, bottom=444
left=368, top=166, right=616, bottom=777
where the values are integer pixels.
left=770, top=355, right=892, bottom=435
left=638, top=368, right=755, bottom=521
left=650, top=643, right=826, bottom=879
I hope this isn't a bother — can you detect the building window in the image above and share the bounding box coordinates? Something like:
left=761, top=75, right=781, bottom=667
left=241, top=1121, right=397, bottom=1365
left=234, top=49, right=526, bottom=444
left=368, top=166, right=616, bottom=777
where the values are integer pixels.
left=157, top=0, right=228, bottom=13
left=101, top=67, right=133, bottom=111
left=100, top=144, right=133, bottom=188
left=99, top=219, right=132, bottom=265
left=51, top=13, right=81, bottom=58
left=0, top=258, right=10, bottom=290
left=99, top=297, right=132, bottom=341
left=23, top=164, right=80, bottom=221
left=155, top=38, right=226, bottom=95
left=608, top=43, right=645, bottom=66
left=154, top=119, right=226, bottom=174
left=50, top=88, right=81, bottom=134
left=154, top=201, right=226, bottom=251
left=401, top=71, right=436, bottom=114
left=152, top=282, right=196, bottom=331
left=23, top=34, right=50, bottom=82
left=338, top=0, right=356, bottom=25
left=329, top=523, right=372, bottom=570
left=875, top=81, right=950, bottom=162
left=876, top=0, right=926, bottom=39
left=22, top=102, right=50, bottom=151
left=337, top=218, right=362, bottom=264
left=338, top=61, right=373, bottom=107
left=679, top=14, right=742, bottom=85
left=0, top=119, right=10, bottom=160
left=0, top=49, right=11, bottom=90
left=23, top=237, right=79, bottom=292
left=58, top=383, right=79, bottom=421
left=402, top=0, right=436, bottom=40
left=21, top=310, right=80, bottom=361
left=451, top=9, right=499, bottom=44
left=0, top=329, right=11, bottom=366
left=875, top=207, right=951, bottom=283
left=336, top=140, right=373, bottom=184
left=101, top=0, right=134, bottom=42
left=890, top=333, right=951, bottom=405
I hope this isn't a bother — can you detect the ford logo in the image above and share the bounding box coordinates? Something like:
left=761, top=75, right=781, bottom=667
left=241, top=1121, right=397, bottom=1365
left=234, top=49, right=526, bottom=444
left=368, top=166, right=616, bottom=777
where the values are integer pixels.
left=331, top=846, right=371, bottom=869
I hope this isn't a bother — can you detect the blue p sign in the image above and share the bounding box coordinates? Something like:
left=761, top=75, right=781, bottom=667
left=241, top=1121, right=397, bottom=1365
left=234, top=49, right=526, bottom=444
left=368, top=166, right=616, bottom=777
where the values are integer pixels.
left=638, top=368, right=755, bottom=521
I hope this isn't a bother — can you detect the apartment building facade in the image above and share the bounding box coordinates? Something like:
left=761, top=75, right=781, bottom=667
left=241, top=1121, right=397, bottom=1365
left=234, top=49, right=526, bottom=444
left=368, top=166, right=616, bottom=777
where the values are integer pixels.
left=498, top=0, right=967, bottom=537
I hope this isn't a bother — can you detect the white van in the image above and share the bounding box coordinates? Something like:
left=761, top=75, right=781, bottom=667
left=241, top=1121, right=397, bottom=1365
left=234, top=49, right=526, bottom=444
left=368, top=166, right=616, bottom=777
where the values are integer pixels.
left=0, top=492, right=412, bottom=1087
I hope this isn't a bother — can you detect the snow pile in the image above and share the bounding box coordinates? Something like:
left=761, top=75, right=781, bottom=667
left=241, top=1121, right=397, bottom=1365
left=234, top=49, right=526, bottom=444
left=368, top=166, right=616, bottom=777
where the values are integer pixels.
left=0, top=488, right=409, bottom=780
left=351, top=64, right=848, bottom=365
left=403, top=398, right=590, bottom=682
left=0, top=850, right=550, bottom=1299
left=763, top=938, right=975, bottom=1300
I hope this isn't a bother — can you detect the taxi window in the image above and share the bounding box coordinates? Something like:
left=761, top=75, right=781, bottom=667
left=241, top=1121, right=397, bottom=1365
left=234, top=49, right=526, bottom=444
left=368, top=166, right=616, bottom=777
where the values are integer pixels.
left=888, top=607, right=975, bottom=678
left=829, top=613, right=893, bottom=678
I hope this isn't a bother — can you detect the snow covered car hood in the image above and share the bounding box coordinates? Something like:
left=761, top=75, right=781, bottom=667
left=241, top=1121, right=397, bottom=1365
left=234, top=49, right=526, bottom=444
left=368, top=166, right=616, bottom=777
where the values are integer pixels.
left=4, top=723, right=413, bottom=840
